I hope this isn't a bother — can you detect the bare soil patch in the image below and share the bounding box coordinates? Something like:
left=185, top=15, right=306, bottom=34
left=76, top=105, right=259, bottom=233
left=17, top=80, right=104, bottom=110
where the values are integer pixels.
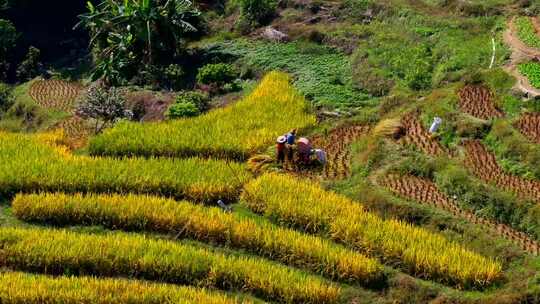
left=458, top=85, right=504, bottom=120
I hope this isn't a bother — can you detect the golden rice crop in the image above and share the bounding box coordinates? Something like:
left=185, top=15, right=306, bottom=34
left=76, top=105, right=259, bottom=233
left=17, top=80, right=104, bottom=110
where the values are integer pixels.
left=0, top=271, right=243, bottom=304
left=0, top=227, right=341, bottom=304
left=241, top=173, right=502, bottom=288
left=0, top=132, right=249, bottom=203
left=13, top=192, right=385, bottom=286
left=89, top=71, right=316, bottom=159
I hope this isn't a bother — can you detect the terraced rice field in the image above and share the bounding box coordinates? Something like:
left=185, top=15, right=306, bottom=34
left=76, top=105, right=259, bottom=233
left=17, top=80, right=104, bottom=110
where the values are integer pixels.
left=242, top=173, right=502, bottom=288
left=464, top=140, right=540, bottom=203
left=515, top=113, right=540, bottom=144
left=311, top=125, right=370, bottom=179
left=400, top=113, right=446, bottom=156
left=380, top=175, right=540, bottom=255
left=458, top=85, right=504, bottom=120
left=29, top=79, right=83, bottom=112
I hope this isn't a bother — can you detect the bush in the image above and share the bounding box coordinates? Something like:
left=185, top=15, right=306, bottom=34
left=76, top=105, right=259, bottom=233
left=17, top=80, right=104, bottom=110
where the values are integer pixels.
left=0, top=227, right=341, bottom=303
left=16, top=46, right=42, bottom=81
left=238, top=0, right=277, bottom=25
left=196, top=63, right=237, bottom=86
left=164, top=64, right=185, bottom=90
left=0, top=82, right=11, bottom=112
left=76, top=85, right=132, bottom=133
left=166, top=101, right=200, bottom=119
left=0, top=19, right=18, bottom=80
left=175, top=91, right=209, bottom=111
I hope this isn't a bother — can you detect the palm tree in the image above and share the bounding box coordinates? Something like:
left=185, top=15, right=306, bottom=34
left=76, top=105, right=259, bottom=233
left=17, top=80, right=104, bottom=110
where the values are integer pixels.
left=76, top=0, right=199, bottom=84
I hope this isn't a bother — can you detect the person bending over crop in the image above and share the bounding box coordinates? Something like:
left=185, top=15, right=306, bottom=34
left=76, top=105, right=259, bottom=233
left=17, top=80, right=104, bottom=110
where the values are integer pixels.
left=276, top=136, right=287, bottom=163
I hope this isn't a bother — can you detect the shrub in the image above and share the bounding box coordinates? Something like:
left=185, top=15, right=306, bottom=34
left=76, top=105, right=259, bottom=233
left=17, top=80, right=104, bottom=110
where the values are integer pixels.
left=13, top=192, right=385, bottom=286
left=0, top=227, right=341, bottom=303
left=0, top=131, right=250, bottom=203
left=0, top=19, right=18, bottom=80
left=0, top=82, right=11, bottom=112
left=76, top=85, right=132, bottom=133
left=241, top=173, right=502, bottom=288
left=197, top=63, right=237, bottom=86
left=175, top=91, right=209, bottom=111
left=89, top=72, right=316, bottom=159
left=166, top=101, right=200, bottom=119
left=238, top=0, right=277, bottom=25
left=164, top=64, right=185, bottom=90
left=16, top=46, right=42, bottom=81
left=0, top=271, right=239, bottom=304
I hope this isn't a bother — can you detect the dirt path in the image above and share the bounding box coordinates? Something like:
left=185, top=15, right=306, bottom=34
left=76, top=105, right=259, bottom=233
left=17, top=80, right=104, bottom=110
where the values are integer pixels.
left=503, top=18, right=540, bottom=98
left=380, top=175, right=540, bottom=255
left=311, top=125, right=370, bottom=179
left=464, top=140, right=540, bottom=203
left=399, top=113, right=447, bottom=156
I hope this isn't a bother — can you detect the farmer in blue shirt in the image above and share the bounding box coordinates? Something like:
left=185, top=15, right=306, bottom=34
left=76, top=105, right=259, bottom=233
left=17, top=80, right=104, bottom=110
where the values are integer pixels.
left=285, top=129, right=297, bottom=162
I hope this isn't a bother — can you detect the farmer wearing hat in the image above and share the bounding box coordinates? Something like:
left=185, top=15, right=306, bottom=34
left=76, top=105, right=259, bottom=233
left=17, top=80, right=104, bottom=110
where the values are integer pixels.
left=276, top=135, right=287, bottom=163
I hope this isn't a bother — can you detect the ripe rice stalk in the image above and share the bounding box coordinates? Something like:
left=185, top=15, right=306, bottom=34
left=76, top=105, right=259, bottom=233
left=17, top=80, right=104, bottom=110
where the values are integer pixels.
left=88, top=71, right=317, bottom=160
left=0, top=227, right=341, bottom=304
left=13, top=192, right=385, bottom=286
left=240, top=173, right=503, bottom=288
left=0, top=271, right=244, bottom=304
left=0, top=132, right=250, bottom=203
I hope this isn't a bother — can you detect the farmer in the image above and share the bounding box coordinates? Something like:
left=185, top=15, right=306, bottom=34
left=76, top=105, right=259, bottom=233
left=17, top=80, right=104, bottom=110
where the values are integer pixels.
left=312, top=148, right=327, bottom=166
left=285, top=129, right=297, bottom=162
left=297, top=137, right=312, bottom=164
left=276, top=136, right=287, bottom=163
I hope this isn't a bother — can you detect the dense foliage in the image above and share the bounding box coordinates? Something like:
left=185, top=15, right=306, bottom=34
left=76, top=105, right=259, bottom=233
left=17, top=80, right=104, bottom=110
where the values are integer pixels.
left=242, top=173, right=502, bottom=288
left=89, top=72, right=316, bottom=159
left=76, top=85, right=132, bottom=132
left=0, top=227, right=341, bottom=303
left=76, top=0, right=200, bottom=85
left=0, top=271, right=239, bottom=304
left=197, top=63, right=237, bottom=86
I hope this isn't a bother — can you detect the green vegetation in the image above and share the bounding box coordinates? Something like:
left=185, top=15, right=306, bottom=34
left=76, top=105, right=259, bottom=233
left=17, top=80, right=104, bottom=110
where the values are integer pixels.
left=515, top=17, right=540, bottom=49
left=212, top=40, right=373, bottom=109
left=197, top=63, right=237, bottom=86
left=89, top=72, right=316, bottom=159
left=0, top=227, right=341, bottom=303
left=518, top=61, right=540, bottom=89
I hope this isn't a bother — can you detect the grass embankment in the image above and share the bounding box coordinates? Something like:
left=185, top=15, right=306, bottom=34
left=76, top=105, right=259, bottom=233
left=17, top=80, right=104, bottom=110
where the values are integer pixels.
left=12, top=192, right=384, bottom=286
left=0, top=227, right=340, bottom=303
left=89, top=71, right=316, bottom=159
left=0, top=131, right=249, bottom=203
left=0, top=271, right=242, bottom=304
left=241, top=173, right=502, bottom=288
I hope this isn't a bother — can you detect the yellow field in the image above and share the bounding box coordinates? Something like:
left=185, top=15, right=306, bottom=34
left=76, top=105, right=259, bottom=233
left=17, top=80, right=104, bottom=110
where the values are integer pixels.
left=89, top=71, right=316, bottom=159
left=13, top=192, right=384, bottom=285
left=241, top=173, right=502, bottom=288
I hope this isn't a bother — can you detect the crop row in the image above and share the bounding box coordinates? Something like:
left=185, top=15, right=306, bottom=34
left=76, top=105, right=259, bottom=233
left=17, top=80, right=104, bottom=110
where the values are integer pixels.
left=515, top=17, right=540, bottom=49
left=88, top=71, right=316, bottom=159
left=0, top=132, right=249, bottom=203
left=0, top=227, right=340, bottom=303
left=12, top=192, right=384, bottom=286
left=241, top=173, right=502, bottom=288
left=518, top=61, right=540, bottom=89
left=0, top=271, right=242, bottom=304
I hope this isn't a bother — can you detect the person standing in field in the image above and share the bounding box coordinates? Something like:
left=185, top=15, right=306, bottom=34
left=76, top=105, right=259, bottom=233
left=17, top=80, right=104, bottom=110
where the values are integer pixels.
left=285, top=129, right=297, bottom=162
left=276, top=136, right=287, bottom=163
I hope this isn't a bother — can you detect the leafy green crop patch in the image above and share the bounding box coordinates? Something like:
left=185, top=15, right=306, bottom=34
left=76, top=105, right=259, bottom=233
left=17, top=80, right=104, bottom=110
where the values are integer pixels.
left=209, top=39, right=374, bottom=110
left=515, top=17, right=540, bottom=49
left=518, top=61, right=540, bottom=89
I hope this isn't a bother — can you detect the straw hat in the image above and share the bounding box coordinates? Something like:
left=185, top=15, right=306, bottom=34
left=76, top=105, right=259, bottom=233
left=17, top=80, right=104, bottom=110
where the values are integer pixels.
left=277, top=136, right=287, bottom=144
